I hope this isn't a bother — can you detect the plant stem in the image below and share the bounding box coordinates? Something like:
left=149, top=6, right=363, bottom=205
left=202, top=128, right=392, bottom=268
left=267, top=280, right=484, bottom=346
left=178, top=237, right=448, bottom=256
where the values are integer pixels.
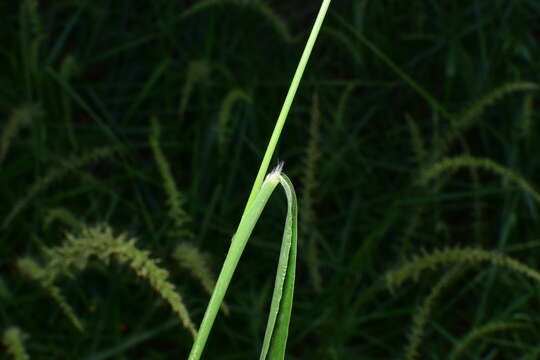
left=242, top=0, right=332, bottom=216
left=187, top=172, right=281, bottom=360
left=187, top=1, right=332, bottom=358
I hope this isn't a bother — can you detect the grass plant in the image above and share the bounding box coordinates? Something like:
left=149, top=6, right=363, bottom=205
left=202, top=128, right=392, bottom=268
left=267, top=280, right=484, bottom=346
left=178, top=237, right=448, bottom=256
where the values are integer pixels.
left=188, top=1, right=331, bottom=357
left=3, top=0, right=540, bottom=359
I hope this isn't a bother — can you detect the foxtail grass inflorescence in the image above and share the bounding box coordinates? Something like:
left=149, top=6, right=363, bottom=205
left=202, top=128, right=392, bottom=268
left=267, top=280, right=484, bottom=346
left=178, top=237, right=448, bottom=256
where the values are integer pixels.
left=3, top=327, right=30, bottom=360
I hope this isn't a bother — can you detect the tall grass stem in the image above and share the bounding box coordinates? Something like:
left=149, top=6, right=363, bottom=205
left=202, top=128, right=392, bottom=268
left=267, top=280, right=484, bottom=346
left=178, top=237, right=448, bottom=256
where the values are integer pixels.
left=242, top=0, right=332, bottom=216
left=187, top=170, right=282, bottom=360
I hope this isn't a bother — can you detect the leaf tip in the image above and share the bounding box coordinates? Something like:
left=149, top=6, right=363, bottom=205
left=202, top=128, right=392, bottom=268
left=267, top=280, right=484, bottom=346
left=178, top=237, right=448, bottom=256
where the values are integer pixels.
left=266, top=162, right=284, bottom=181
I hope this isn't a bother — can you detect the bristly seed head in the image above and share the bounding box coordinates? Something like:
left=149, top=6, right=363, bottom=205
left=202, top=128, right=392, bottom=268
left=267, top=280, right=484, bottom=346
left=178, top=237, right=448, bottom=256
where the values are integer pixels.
left=265, top=161, right=284, bottom=181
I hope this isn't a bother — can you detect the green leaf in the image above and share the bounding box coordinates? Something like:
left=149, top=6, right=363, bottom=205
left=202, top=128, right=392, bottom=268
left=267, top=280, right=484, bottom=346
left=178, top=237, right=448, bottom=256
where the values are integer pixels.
left=187, top=0, right=331, bottom=356
left=260, top=173, right=298, bottom=360
left=187, top=168, right=299, bottom=360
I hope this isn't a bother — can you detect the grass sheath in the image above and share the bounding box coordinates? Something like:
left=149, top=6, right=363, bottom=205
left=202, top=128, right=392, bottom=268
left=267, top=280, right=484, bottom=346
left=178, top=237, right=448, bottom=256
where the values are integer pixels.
left=188, top=166, right=298, bottom=360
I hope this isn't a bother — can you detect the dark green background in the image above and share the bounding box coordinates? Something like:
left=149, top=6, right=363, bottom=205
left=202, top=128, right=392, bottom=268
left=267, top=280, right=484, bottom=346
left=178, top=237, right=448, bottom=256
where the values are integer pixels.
left=2, top=1, right=540, bottom=359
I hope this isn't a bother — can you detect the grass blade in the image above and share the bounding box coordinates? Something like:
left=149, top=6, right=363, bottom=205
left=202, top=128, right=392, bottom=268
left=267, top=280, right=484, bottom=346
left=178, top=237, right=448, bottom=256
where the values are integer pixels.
left=260, top=173, right=298, bottom=360
left=242, top=0, right=332, bottom=214
left=187, top=1, right=330, bottom=356
left=188, top=166, right=298, bottom=360
left=187, top=166, right=282, bottom=360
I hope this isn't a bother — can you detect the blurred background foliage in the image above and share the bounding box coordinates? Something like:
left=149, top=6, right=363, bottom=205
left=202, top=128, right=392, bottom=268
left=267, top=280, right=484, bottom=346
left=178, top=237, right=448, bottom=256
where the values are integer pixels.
left=2, top=0, right=540, bottom=359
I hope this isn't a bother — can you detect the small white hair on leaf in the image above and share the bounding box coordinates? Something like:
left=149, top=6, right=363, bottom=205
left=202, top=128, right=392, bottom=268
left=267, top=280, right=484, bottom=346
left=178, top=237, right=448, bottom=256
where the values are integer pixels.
left=265, top=161, right=284, bottom=181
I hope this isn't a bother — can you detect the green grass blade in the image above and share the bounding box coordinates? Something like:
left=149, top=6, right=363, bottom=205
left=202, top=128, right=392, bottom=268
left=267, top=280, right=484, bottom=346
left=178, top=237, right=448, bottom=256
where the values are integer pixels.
left=187, top=2, right=330, bottom=356
left=187, top=167, right=298, bottom=360
left=45, top=5, right=85, bottom=65
left=242, top=0, right=332, bottom=215
left=188, top=166, right=283, bottom=360
left=260, top=173, right=298, bottom=360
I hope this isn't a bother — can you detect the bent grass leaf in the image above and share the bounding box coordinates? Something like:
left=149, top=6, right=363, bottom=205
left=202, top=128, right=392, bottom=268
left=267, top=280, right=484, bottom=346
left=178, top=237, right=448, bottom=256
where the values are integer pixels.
left=188, top=0, right=331, bottom=357
left=260, top=173, right=297, bottom=360
left=188, top=166, right=298, bottom=360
